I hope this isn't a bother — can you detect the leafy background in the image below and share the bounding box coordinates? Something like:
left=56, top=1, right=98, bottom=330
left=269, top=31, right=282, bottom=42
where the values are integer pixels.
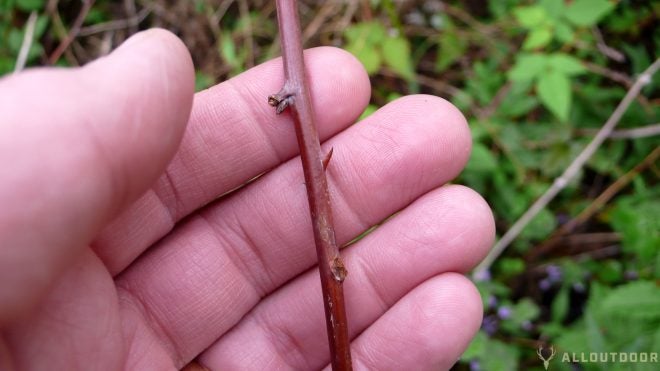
left=1, top=0, right=658, bottom=370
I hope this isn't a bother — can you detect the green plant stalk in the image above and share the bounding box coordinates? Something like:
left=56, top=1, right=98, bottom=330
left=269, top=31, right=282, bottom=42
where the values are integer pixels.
left=268, top=1, right=352, bottom=369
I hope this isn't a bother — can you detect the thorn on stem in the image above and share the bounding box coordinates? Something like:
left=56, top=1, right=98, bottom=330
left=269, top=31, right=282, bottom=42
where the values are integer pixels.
left=323, top=147, right=334, bottom=170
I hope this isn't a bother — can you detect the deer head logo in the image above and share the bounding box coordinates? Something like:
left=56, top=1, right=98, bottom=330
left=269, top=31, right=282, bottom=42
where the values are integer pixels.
left=537, top=346, right=556, bottom=370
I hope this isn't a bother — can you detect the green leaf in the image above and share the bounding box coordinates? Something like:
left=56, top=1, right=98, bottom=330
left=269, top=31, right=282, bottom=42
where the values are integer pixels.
left=552, top=286, right=570, bottom=323
left=219, top=33, right=238, bottom=67
left=498, top=80, right=539, bottom=117
left=521, top=207, right=556, bottom=240
left=522, top=27, right=553, bottom=50
left=501, top=298, right=540, bottom=333
left=557, top=327, right=590, bottom=354
left=465, top=143, right=498, bottom=174
left=85, top=8, right=111, bottom=24
left=436, top=30, right=467, bottom=72
left=492, top=171, right=530, bottom=222
left=548, top=53, right=586, bottom=75
left=513, top=5, right=547, bottom=28
left=515, top=298, right=541, bottom=322
left=344, top=22, right=386, bottom=45
left=596, top=260, right=623, bottom=283
left=508, top=53, right=548, bottom=81
left=194, top=72, right=214, bottom=92
left=462, top=331, right=488, bottom=359
left=585, top=311, right=607, bottom=352
left=622, top=44, right=652, bottom=76
left=554, top=20, right=575, bottom=44
left=16, top=0, right=44, bottom=11
left=610, top=197, right=660, bottom=261
left=345, top=42, right=381, bottom=75
left=382, top=36, right=414, bottom=80
left=8, top=27, right=43, bottom=64
left=600, top=281, right=660, bottom=319
left=344, top=22, right=387, bottom=75
left=587, top=140, right=625, bottom=175
left=565, top=0, right=616, bottom=27
left=536, top=70, right=571, bottom=121
left=386, top=92, right=402, bottom=103
left=497, top=258, right=526, bottom=277
left=540, top=0, right=564, bottom=20
left=467, top=61, right=505, bottom=105
left=478, top=338, right=520, bottom=371
left=358, top=104, right=378, bottom=121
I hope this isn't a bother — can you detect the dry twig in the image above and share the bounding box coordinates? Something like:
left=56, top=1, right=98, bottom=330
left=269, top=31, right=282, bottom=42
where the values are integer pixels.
left=474, top=58, right=660, bottom=277
left=14, top=12, right=38, bottom=73
left=577, top=123, right=660, bottom=140
left=528, top=146, right=660, bottom=260
left=48, top=0, right=95, bottom=65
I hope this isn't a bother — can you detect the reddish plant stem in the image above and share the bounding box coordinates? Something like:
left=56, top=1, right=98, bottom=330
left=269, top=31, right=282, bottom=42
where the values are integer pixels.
left=268, top=1, right=352, bottom=370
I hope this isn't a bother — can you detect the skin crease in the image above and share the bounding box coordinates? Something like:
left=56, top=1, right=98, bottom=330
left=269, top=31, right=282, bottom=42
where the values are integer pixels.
left=0, top=29, right=494, bottom=370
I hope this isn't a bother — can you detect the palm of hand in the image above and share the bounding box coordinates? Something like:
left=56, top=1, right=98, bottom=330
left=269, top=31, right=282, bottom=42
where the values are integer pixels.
left=0, top=30, right=493, bottom=371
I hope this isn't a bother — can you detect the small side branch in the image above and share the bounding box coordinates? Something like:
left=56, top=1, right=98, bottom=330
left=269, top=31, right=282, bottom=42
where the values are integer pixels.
left=474, top=58, right=660, bottom=277
left=270, top=1, right=352, bottom=370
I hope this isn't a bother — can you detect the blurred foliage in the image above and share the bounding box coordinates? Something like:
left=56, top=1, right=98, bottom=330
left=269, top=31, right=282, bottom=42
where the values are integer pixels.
left=1, top=0, right=658, bottom=370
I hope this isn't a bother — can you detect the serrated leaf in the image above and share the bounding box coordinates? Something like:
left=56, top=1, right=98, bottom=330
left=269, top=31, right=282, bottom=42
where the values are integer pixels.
left=523, top=27, right=553, bottom=50
left=600, top=281, right=660, bottom=319
left=513, top=5, right=547, bottom=28
left=548, top=53, right=587, bottom=75
left=565, top=0, right=616, bottom=27
left=537, top=70, right=571, bottom=121
left=382, top=36, right=414, bottom=80
left=508, top=53, right=548, bottom=81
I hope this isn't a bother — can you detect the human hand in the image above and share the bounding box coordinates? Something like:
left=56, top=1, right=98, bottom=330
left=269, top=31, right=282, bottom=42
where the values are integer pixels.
left=0, top=29, right=494, bottom=370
